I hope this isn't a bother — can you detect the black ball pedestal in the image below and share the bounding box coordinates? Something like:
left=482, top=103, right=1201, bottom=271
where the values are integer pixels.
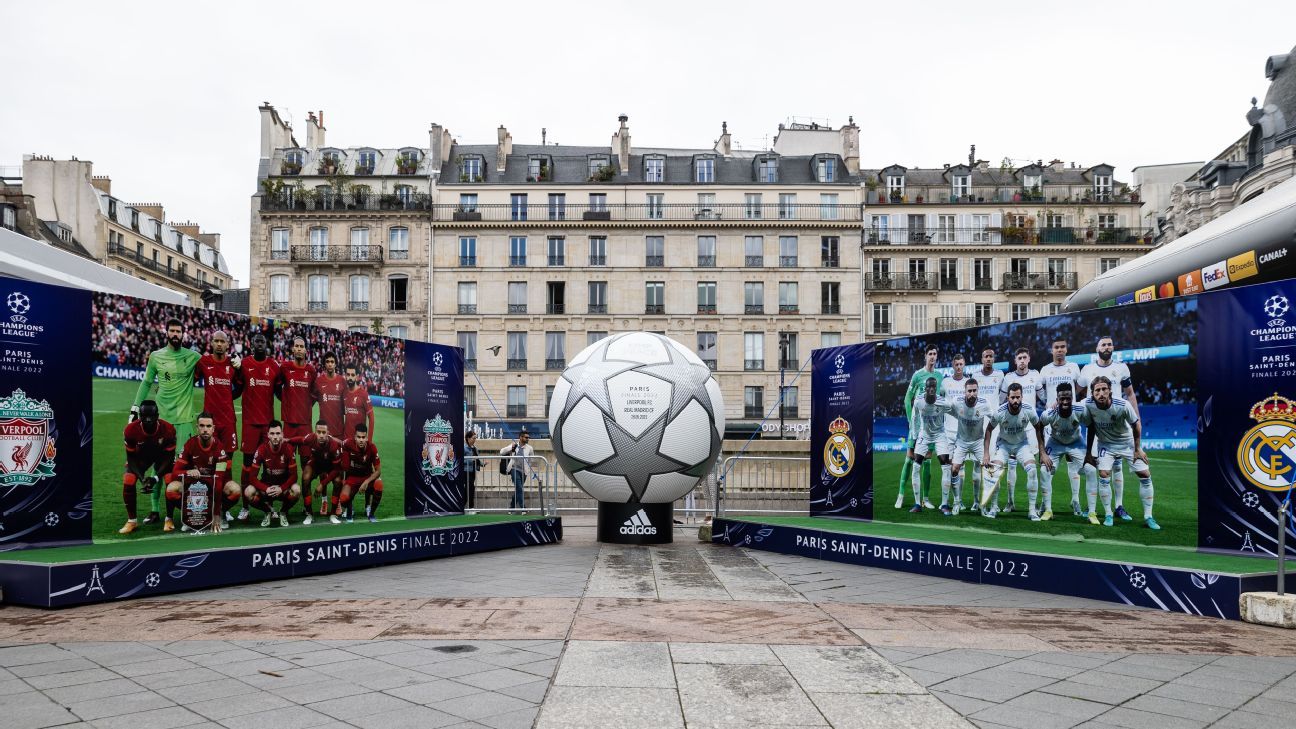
left=597, top=501, right=673, bottom=544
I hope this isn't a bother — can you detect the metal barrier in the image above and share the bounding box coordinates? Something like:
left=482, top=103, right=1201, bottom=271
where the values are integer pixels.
left=464, top=454, right=552, bottom=515
left=542, top=458, right=712, bottom=522
left=714, top=455, right=811, bottom=517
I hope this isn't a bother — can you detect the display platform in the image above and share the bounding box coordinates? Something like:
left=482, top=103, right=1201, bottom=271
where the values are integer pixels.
left=712, top=516, right=1278, bottom=621
left=0, top=514, right=561, bottom=608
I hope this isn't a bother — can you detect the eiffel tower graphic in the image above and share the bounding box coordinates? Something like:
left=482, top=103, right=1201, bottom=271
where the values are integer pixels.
left=86, top=565, right=105, bottom=595
left=1241, top=532, right=1256, bottom=553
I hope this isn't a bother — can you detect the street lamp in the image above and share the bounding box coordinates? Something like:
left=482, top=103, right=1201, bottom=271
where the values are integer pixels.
left=777, top=332, right=790, bottom=440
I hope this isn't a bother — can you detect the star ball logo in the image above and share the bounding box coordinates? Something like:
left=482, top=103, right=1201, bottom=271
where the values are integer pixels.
left=1264, top=294, right=1289, bottom=328
left=824, top=416, right=854, bottom=478
left=834, top=354, right=846, bottom=373
left=432, top=351, right=443, bottom=371
left=6, top=291, right=30, bottom=323
left=1237, top=393, right=1296, bottom=492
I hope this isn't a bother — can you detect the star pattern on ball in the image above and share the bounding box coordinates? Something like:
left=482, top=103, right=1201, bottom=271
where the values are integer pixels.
left=557, top=343, right=640, bottom=419
left=634, top=349, right=718, bottom=424
left=584, top=415, right=686, bottom=501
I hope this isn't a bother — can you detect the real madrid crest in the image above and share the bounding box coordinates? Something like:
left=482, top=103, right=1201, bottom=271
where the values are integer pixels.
left=1237, top=393, right=1296, bottom=492
left=824, top=416, right=854, bottom=478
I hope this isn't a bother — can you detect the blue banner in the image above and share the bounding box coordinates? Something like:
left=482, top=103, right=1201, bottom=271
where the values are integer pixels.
left=0, top=277, right=92, bottom=550
left=809, top=344, right=873, bottom=519
left=404, top=340, right=467, bottom=516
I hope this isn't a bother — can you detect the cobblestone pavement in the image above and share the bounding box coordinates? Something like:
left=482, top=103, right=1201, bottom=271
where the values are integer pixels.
left=2, top=518, right=1295, bottom=728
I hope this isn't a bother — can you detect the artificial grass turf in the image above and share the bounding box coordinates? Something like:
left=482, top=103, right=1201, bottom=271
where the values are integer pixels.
left=873, top=449, right=1198, bottom=547
left=0, top=513, right=539, bottom=563
left=92, top=377, right=405, bottom=543
left=723, top=515, right=1276, bottom=574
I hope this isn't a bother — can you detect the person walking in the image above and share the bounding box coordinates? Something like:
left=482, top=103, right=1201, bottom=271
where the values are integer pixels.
left=500, top=429, right=533, bottom=514
left=464, top=430, right=480, bottom=513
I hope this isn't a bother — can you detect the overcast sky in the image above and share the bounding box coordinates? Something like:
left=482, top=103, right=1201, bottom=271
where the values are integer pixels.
left=2, top=1, right=1291, bottom=285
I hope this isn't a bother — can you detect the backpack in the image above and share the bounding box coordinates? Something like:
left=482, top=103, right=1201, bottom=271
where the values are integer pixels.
left=500, top=444, right=514, bottom=475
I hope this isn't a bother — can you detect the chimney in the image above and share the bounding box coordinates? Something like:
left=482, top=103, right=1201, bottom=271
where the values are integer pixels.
left=259, top=102, right=297, bottom=159
left=90, top=175, right=112, bottom=195
left=306, top=111, right=326, bottom=151
left=611, top=114, right=631, bottom=174
left=1049, top=158, right=1065, bottom=172
left=135, top=203, right=165, bottom=223
left=198, top=232, right=221, bottom=250
left=173, top=221, right=201, bottom=238
left=969, top=144, right=976, bottom=167
left=496, top=125, right=512, bottom=173
left=715, top=121, right=732, bottom=157
left=430, top=122, right=453, bottom=167
left=841, top=116, right=860, bottom=173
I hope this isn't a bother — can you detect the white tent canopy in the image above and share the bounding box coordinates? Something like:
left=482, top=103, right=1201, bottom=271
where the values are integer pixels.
left=0, top=227, right=187, bottom=305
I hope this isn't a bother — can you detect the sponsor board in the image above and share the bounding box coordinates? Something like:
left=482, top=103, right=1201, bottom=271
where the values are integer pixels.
left=1227, top=250, right=1259, bottom=283
left=1178, top=270, right=1204, bottom=296
left=1159, top=282, right=1176, bottom=299
left=1115, top=292, right=1136, bottom=306
left=1202, top=260, right=1230, bottom=290
left=1135, top=286, right=1156, bottom=302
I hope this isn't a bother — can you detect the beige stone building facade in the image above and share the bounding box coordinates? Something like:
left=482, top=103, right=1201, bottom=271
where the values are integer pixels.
left=5, top=157, right=230, bottom=305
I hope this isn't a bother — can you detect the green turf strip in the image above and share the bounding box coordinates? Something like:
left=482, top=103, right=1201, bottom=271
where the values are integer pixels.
left=725, top=516, right=1278, bottom=574
left=0, top=514, right=538, bottom=563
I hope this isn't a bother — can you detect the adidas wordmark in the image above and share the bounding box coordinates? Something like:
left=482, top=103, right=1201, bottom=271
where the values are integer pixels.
left=620, top=509, right=658, bottom=535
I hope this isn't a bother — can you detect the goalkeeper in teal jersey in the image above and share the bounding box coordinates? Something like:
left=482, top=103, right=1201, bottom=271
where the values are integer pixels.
left=131, top=317, right=201, bottom=525
left=898, top=346, right=943, bottom=509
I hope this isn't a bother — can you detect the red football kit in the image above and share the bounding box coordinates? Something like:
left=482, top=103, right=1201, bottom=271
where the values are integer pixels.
left=252, top=440, right=297, bottom=491
left=343, top=386, right=374, bottom=441
left=288, top=434, right=343, bottom=481
left=171, top=435, right=233, bottom=488
left=313, top=373, right=347, bottom=438
left=340, top=437, right=383, bottom=516
left=124, top=419, right=177, bottom=469
left=277, top=360, right=316, bottom=439
left=196, top=353, right=241, bottom=452
left=239, top=356, right=280, bottom=453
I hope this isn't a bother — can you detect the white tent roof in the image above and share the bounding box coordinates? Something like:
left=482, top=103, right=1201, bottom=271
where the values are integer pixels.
left=0, top=227, right=187, bottom=305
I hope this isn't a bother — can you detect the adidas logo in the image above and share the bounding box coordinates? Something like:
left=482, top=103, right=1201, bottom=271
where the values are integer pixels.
left=619, top=508, right=658, bottom=535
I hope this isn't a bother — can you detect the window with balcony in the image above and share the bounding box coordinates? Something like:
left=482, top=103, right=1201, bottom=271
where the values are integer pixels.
left=459, top=157, right=483, bottom=182
left=543, top=281, right=564, bottom=315
left=508, top=281, right=527, bottom=314
left=589, top=193, right=607, bottom=212
left=388, top=275, right=408, bottom=311
left=645, top=282, right=665, bottom=314
left=697, top=236, right=716, bottom=267
left=645, top=236, right=664, bottom=267
left=744, top=386, right=764, bottom=418
left=744, top=282, right=764, bottom=315
left=1048, top=257, right=1069, bottom=287
left=1011, top=303, right=1030, bottom=321
left=588, top=281, right=607, bottom=314
left=269, top=275, right=289, bottom=311
left=820, top=193, right=839, bottom=220
left=459, top=193, right=479, bottom=212
left=346, top=229, right=369, bottom=262
left=745, top=193, right=762, bottom=219
left=940, top=258, right=959, bottom=290
left=975, top=303, right=994, bottom=325
left=821, top=282, right=840, bottom=315
left=383, top=227, right=407, bottom=261
left=886, top=175, right=905, bottom=198
left=395, top=150, right=420, bottom=175
left=744, top=333, right=764, bottom=372
left=309, top=227, right=328, bottom=260
left=697, top=282, right=717, bottom=314
left=646, top=193, right=664, bottom=220
left=821, top=332, right=841, bottom=348
left=542, top=193, right=566, bottom=221
left=695, top=157, right=715, bottom=183
left=778, top=282, right=798, bottom=314
left=779, top=236, right=798, bottom=267
left=1011, top=257, right=1029, bottom=276
left=458, top=332, right=478, bottom=370
left=872, top=303, right=892, bottom=334
left=781, top=386, right=799, bottom=418
left=548, top=236, right=565, bottom=266
left=527, top=157, right=551, bottom=182
left=697, top=332, right=718, bottom=370
left=589, top=236, right=607, bottom=266
left=953, top=174, right=971, bottom=199
left=870, top=258, right=891, bottom=288
left=510, top=193, right=528, bottom=221
left=507, top=333, right=527, bottom=370
left=348, top=275, right=370, bottom=311
left=936, top=215, right=955, bottom=243
left=645, top=157, right=664, bottom=182
left=459, top=236, right=476, bottom=266
left=1094, top=174, right=1113, bottom=201
left=972, top=214, right=991, bottom=243
left=974, top=258, right=993, bottom=290
left=510, top=236, right=527, bottom=266
left=507, top=386, right=527, bottom=417
left=778, top=193, right=797, bottom=220
left=816, top=157, right=836, bottom=183
left=818, top=236, right=839, bottom=268
left=744, top=236, right=763, bottom=267
left=456, top=282, right=478, bottom=315
left=271, top=228, right=289, bottom=260
left=545, top=332, right=566, bottom=370
left=308, top=274, right=329, bottom=310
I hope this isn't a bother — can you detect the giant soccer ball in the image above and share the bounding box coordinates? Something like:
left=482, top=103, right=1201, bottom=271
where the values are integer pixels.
left=549, top=332, right=724, bottom=504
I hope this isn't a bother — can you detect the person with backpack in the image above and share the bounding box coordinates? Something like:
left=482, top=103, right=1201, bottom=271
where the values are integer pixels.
left=499, top=429, right=533, bottom=514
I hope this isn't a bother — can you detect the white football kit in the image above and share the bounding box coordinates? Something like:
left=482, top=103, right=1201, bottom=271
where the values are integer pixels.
left=1039, top=361, right=1082, bottom=410
left=910, top=397, right=951, bottom=456
left=948, top=396, right=993, bottom=464
left=1081, top=396, right=1145, bottom=471
left=990, top=403, right=1040, bottom=463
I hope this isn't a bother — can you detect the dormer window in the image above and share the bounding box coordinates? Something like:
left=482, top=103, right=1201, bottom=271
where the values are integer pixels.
left=695, top=157, right=715, bottom=183
left=1094, top=174, right=1112, bottom=201
left=356, top=150, right=377, bottom=175
left=886, top=174, right=905, bottom=198
left=588, top=157, right=614, bottom=182
left=396, top=149, right=421, bottom=175
left=318, top=150, right=342, bottom=175
left=1022, top=173, right=1042, bottom=192
left=282, top=149, right=304, bottom=175
left=757, top=157, right=778, bottom=183
left=816, top=157, right=836, bottom=183
left=108, top=199, right=118, bottom=220
left=645, top=157, right=665, bottom=183
left=953, top=174, right=971, bottom=198
left=458, top=156, right=483, bottom=182
left=528, top=156, right=551, bottom=182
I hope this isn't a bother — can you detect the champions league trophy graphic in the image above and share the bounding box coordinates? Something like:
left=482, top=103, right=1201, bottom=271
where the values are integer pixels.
left=548, top=333, right=723, bottom=544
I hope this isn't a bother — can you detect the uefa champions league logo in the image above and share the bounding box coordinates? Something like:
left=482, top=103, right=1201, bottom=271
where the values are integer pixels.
left=835, top=354, right=846, bottom=373
left=6, top=291, right=30, bottom=323
left=1128, top=571, right=1147, bottom=589
left=1264, top=294, right=1289, bottom=327
left=1242, top=491, right=1260, bottom=508
left=432, top=351, right=443, bottom=371
left=145, top=573, right=160, bottom=587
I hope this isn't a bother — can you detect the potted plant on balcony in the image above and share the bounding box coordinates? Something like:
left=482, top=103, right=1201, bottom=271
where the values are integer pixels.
left=396, top=155, right=419, bottom=175
left=589, top=164, right=616, bottom=182
left=297, top=187, right=317, bottom=211
left=889, top=189, right=902, bottom=203
left=453, top=205, right=483, bottom=222
left=280, top=158, right=302, bottom=176
left=318, top=157, right=338, bottom=175
left=379, top=192, right=400, bottom=210
left=915, top=194, right=924, bottom=204
left=260, top=178, right=287, bottom=208
left=349, top=184, right=370, bottom=208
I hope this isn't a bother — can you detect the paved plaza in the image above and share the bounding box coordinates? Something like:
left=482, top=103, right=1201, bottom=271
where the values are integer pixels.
left=3, top=518, right=1296, bottom=728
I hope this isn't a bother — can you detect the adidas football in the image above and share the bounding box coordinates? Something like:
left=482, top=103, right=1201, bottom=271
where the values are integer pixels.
left=549, top=332, right=724, bottom=504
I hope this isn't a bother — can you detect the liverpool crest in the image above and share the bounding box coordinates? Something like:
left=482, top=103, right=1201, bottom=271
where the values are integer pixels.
left=0, top=389, right=57, bottom=487
left=421, top=415, right=457, bottom=476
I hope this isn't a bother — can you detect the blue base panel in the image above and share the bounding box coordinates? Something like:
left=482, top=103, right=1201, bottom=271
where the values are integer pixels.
left=711, top=518, right=1275, bottom=621
left=0, top=517, right=562, bottom=608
